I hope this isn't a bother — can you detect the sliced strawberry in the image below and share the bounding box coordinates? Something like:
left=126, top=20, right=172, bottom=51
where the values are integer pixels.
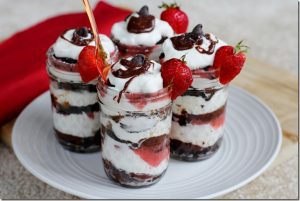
left=213, top=41, right=248, bottom=85
left=78, top=46, right=104, bottom=83
left=161, top=58, right=193, bottom=100
left=210, top=113, right=225, bottom=129
left=133, top=135, right=170, bottom=167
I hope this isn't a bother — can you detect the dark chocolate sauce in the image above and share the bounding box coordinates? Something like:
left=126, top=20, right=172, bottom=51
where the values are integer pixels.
left=195, top=34, right=218, bottom=55
left=127, top=6, right=155, bottom=34
left=127, top=15, right=155, bottom=33
left=171, top=33, right=195, bottom=50
left=170, top=24, right=218, bottom=55
left=61, top=27, right=94, bottom=46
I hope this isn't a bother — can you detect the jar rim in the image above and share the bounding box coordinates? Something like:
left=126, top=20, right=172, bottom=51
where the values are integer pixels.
left=97, top=78, right=172, bottom=102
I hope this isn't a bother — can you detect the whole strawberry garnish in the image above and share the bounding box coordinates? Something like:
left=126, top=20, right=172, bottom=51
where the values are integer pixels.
left=213, top=41, right=248, bottom=85
left=78, top=46, right=104, bottom=83
left=161, top=57, right=193, bottom=100
left=159, top=3, right=188, bottom=34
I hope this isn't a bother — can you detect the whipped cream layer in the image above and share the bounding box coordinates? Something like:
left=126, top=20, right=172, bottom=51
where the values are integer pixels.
left=162, top=33, right=226, bottom=70
left=53, top=29, right=115, bottom=60
left=171, top=121, right=224, bottom=147
left=52, top=109, right=100, bottom=138
left=100, top=104, right=171, bottom=144
left=172, top=87, right=228, bottom=115
left=50, top=82, right=97, bottom=107
left=102, top=134, right=169, bottom=175
left=111, top=13, right=174, bottom=47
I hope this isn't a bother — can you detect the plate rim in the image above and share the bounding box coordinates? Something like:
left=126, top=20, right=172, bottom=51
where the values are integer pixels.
left=12, top=86, right=282, bottom=199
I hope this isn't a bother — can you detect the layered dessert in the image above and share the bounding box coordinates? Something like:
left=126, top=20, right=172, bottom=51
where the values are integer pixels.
left=97, top=55, right=172, bottom=187
left=160, top=24, right=228, bottom=161
left=47, top=27, right=117, bottom=153
left=111, top=5, right=174, bottom=61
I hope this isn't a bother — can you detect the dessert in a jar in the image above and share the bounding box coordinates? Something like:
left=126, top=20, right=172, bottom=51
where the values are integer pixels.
left=161, top=24, right=239, bottom=161
left=111, top=5, right=174, bottom=61
left=97, top=55, right=173, bottom=187
left=47, top=27, right=117, bottom=153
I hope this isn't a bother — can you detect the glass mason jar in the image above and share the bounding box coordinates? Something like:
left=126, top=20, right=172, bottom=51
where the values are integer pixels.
left=97, top=81, right=172, bottom=188
left=46, top=47, right=120, bottom=153
left=170, top=68, right=228, bottom=161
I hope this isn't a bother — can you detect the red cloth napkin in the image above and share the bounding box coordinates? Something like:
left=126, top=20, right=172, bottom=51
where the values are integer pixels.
left=0, top=2, right=131, bottom=125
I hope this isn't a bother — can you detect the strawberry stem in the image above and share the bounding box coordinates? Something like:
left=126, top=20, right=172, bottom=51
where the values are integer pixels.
left=180, top=54, right=187, bottom=64
left=159, top=2, right=179, bottom=9
left=234, top=40, right=249, bottom=54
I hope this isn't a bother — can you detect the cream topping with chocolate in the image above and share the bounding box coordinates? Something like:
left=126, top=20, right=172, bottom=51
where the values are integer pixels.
left=107, top=55, right=163, bottom=95
left=162, top=24, right=227, bottom=70
left=52, top=27, right=115, bottom=61
left=111, top=6, right=174, bottom=47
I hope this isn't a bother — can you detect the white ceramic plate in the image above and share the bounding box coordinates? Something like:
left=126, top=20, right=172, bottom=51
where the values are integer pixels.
left=12, top=86, right=282, bottom=199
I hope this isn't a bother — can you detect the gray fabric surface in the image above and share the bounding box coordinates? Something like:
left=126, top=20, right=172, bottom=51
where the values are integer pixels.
left=0, top=0, right=298, bottom=199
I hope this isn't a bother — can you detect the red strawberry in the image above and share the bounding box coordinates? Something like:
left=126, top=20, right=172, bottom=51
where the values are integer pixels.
left=161, top=58, right=193, bottom=100
left=159, top=3, right=188, bottom=34
left=213, top=41, right=248, bottom=85
left=78, top=46, right=104, bottom=83
left=133, top=135, right=170, bottom=167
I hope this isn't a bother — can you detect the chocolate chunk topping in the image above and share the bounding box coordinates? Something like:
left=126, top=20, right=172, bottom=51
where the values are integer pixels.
left=76, top=27, right=89, bottom=37
left=131, top=54, right=146, bottom=66
left=159, top=52, right=165, bottom=60
left=191, top=24, right=203, bottom=40
left=127, top=5, right=155, bottom=33
left=70, top=27, right=94, bottom=46
left=138, top=5, right=149, bottom=16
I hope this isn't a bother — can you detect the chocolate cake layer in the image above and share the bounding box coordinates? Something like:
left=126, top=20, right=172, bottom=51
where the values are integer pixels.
left=55, top=129, right=100, bottom=153
left=103, top=159, right=165, bottom=188
left=182, top=87, right=221, bottom=99
left=170, top=137, right=223, bottom=161
left=173, top=104, right=225, bottom=126
left=101, top=122, right=169, bottom=149
left=51, top=94, right=99, bottom=115
left=50, top=77, right=97, bottom=93
left=54, top=55, right=78, bottom=64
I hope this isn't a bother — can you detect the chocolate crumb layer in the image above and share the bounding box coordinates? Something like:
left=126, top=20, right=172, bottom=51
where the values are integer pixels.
left=173, top=104, right=226, bottom=126
left=51, top=94, right=99, bottom=115
left=55, top=129, right=100, bottom=153
left=50, top=77, right=97, bottom=93
left=170, top=137, right=223, bottom=161
left=103, top=159, right=166, bottom=188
